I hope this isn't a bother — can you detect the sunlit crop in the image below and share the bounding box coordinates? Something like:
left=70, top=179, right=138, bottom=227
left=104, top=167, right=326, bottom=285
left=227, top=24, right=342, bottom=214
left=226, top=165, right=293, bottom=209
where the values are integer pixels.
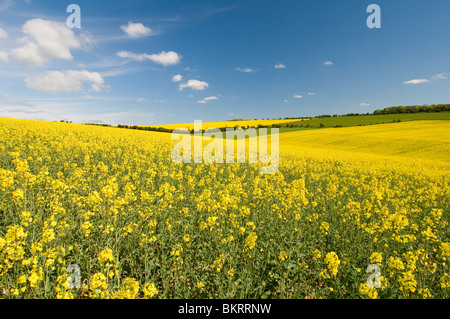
left=142, top=119, right=301, bottom=131
left=0, top=117, right=448, bottom=299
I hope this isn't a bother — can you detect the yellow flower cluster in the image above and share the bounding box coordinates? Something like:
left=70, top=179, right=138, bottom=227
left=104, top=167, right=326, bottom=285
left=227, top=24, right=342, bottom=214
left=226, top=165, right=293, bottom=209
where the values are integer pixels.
left=242, top=232, right=258, bottom=253
left=114, top=278, right=140, bottom=299
left=320, top=252, right=341, bottom=279
left=370, top=252, right=383, bottom=266
left=278, top=251, right=288, bottom=262
left=143, top=283, right=159, bottom=298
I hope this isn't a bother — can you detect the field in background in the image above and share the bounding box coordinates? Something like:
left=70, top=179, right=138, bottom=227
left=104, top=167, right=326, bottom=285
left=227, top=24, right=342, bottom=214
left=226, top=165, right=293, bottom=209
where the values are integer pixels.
left=0, top=116, right=449, bottom=299
left=137, top=112, right=450, bottom=135
left=141, top=119, right=302, bottom=131
left=278, top=112, right=450, bottom=132
left=279, top=120, right=450, bottom=164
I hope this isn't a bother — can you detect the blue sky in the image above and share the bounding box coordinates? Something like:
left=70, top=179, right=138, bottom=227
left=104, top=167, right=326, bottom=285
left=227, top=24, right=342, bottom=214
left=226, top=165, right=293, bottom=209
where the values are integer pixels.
left=0, top=0, right=450, bottom=125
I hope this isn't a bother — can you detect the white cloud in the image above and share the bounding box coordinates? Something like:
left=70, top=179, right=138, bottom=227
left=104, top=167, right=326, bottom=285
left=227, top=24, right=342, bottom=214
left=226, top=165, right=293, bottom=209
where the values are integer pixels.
left=144, top=51, right=181, bottom=66
left=283, top=100, right=288, bottom=103
left=11, top=19, right=83, bottom=68
left=403, top=79, right=429, bottom=85
left=360, top=103, right=370, bottom=106
left=120, top=21, right=153, bottom=38
left=293, top=95, right=303, bottom=99
left=0, top=51, right=8, bottom=63
left=197, top=96, right=218, bottom=104
left=308, top=92, right=315, bottom=96
left=172, top=74, right=183, bottom=82
left=116, top=51, right=145, bottom=61
left=324, top=61, right=333, bottom=66
left=0, top=27, right=8, bottom=39
left=136, top=98, right=146, bottom=103
left=235, top=67, right=258, bottom=73
left=11, top=42, right=47, bottom=67
left=25, top=69, right=109, bottom=93
left=179, top=79, right=209, bottom=91
left=402, top=74, right=445, bottom=85
left=432, top=73, right=447, bottom=80
left=274, top=63, right=286, bottom=69
left=117, top=50, right=181, bottom=66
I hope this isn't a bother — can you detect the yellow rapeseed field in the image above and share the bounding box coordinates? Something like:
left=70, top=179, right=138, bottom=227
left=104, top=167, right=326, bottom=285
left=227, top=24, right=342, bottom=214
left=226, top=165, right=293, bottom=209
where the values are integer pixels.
left=279, top=120, right=450, bottom=164
left=0, top=117, right=449, bottom=299
left=142, top=119, right=300, bottom=131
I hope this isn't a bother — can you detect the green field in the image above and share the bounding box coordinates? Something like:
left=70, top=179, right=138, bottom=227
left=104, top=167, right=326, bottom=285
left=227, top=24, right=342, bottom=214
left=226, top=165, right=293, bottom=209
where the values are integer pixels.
left=278, top=112, right=450, bottom=133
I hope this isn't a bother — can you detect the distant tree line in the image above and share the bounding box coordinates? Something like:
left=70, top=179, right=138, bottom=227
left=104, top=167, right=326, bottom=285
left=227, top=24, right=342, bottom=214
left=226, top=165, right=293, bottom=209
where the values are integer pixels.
left=373, top=104, right=450, bottom=115
left=83, top=123, right=111, bottom=127
left=306, top=104, right=450, bottom=118
left=117, top=125, right=173, bottom=133
left=282, top=116, right=311, bottom=120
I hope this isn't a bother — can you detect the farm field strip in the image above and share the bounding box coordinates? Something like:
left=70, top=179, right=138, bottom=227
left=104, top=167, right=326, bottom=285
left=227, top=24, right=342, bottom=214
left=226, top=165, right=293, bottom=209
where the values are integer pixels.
left=0, top=117, right=449, bottom=299
left=141, top=119, right=303, bottom=131
left=278, top=113, right=450, bottom=130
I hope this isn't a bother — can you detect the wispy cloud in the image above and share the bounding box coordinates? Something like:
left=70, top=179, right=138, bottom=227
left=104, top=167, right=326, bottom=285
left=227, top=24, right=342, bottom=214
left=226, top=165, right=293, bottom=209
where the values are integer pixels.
left=197, top=96, right=218, bottom=104
left=324, top=61, right=333, bottom=66
left=194, top=5, right=237, bottom=21
left=403, top=79, right=429, bottom=85
left=117, top=50, right=182, bottom=66
left=235, top=67, right=259, bottom=73
left=98, top=67, right=143, bottom=78
left=77, top=56, right=145, bottom=78
left=0, top=0, right=13, bottom=11
left=0, top=90, right=31, bottom=107
left=25, top=70, right=110, bottom=93
left=0, top=51, right=8, bottom=63
left=404, top=73, right=446, bottom=85
left=432, top=73, right=447, bottom=80
left=360, top=103, right=370, bottom=107
left=0, top=108, right=48, bottom=114
left=293, top=95, right=303, bottom=99
left=274, top=63, right=286, bottom=69
left=0, top=27, right=8, bottom=39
